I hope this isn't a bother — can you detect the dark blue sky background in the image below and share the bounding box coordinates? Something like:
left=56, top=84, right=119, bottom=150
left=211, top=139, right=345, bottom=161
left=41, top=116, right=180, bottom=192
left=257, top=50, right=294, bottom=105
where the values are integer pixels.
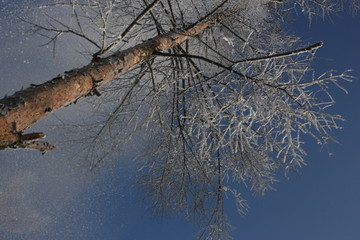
left=0, top=2, right=359, bottom=240
left=231, top=12, right=360, bottom=240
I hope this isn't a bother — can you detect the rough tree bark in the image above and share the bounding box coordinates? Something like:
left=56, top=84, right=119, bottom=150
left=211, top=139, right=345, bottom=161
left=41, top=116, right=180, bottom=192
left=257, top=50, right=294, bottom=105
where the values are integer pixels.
left=0, top=11, right=224, bottom=152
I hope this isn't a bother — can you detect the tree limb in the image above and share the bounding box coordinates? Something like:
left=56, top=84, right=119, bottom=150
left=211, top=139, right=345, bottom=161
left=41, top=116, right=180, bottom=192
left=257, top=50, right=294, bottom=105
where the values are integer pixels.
left=0, top=8, right=227, bottom=151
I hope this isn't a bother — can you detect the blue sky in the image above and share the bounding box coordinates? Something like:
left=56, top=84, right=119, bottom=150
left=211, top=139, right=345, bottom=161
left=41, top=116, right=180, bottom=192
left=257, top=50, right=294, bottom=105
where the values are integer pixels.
left=0, top=2, right=359, bottom=240
left=229, top=13, right=360, bottom=240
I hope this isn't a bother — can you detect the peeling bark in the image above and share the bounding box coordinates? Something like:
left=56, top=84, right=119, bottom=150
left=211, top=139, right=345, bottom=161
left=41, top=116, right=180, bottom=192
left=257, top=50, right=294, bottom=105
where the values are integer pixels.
left=0, top=12, right=224, bottom=151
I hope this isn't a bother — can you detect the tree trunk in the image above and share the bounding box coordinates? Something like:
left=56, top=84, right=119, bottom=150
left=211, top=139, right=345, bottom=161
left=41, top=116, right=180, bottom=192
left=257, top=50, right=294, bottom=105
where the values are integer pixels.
left=0, top=12, right=224, bottom=151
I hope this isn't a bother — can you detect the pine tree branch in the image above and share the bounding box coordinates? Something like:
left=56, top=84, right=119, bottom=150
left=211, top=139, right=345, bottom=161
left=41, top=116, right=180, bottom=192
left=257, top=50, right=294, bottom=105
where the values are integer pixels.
left=0, top=7, right=227, bottom=151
